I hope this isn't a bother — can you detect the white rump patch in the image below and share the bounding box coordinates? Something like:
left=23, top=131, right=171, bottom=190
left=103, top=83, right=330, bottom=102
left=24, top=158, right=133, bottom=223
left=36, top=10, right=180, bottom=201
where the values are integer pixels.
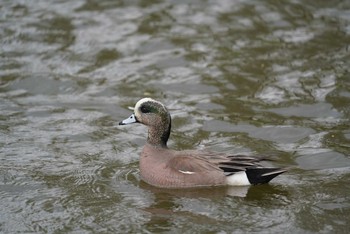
left=178, top=170, right=195, bottom=175
left=226, top=171, right=251, bottom=186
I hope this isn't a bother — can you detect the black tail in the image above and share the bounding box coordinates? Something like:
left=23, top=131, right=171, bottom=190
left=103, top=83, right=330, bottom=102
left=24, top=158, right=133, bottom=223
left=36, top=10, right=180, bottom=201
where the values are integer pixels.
left=245, top=168, right=287, bottom=185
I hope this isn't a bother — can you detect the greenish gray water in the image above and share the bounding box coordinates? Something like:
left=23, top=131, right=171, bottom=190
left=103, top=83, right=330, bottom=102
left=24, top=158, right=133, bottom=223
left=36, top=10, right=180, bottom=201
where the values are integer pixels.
left=1, top=0, right=350, bottom=233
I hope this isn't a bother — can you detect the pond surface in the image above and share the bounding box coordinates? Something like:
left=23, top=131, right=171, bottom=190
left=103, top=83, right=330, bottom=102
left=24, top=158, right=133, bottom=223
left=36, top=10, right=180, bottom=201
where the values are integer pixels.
left=1, top=0, right=350, bottom=233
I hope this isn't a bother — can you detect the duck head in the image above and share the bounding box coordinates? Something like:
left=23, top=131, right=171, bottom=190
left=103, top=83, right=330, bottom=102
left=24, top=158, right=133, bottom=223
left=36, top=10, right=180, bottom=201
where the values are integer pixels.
left=119, top=98, right=171, bottom=147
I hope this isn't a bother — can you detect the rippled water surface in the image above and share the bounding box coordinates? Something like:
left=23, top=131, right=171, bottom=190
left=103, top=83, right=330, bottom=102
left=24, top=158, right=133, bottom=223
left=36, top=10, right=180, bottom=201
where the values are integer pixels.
left=1, top=0, right=350, bottom=233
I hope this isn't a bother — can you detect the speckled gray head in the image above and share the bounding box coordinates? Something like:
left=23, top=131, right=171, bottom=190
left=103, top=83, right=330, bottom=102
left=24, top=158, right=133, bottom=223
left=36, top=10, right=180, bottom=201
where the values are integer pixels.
left=119, top=98, right=172, bottom=147
left=119, top=98, right=168, bottom=125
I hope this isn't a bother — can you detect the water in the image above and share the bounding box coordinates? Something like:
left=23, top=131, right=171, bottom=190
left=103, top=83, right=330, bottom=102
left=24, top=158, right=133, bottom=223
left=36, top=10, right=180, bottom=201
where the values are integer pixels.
left=1, top=0, right=350, bottom=233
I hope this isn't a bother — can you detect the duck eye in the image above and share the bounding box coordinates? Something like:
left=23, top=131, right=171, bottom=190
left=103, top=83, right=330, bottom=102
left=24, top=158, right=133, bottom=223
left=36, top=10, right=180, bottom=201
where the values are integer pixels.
left=140, top=105, right=151, bottom=113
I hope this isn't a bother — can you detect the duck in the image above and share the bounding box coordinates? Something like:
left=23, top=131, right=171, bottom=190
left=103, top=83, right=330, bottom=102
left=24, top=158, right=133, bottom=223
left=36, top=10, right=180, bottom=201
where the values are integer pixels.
left=119, top=98, right=286, bottom=188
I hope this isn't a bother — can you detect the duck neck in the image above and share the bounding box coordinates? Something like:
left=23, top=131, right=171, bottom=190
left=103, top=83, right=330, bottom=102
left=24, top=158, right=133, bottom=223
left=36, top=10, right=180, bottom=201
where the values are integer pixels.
left=147, top=116, right=171, bottom=148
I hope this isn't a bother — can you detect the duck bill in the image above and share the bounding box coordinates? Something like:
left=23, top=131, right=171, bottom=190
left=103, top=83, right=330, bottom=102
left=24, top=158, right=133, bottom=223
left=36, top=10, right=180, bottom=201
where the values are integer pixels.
left=119, top=114, right=138, bottom=125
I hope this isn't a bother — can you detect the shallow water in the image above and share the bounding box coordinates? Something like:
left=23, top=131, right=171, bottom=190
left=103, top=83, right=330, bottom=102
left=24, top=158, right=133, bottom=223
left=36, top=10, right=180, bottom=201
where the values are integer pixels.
left=1, top=0, right=350, bottom=233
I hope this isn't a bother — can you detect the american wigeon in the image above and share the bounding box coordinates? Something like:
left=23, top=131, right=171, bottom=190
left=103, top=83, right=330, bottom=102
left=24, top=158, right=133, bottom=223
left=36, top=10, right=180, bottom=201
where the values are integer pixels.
left=119, top=98, right=286, bottom=188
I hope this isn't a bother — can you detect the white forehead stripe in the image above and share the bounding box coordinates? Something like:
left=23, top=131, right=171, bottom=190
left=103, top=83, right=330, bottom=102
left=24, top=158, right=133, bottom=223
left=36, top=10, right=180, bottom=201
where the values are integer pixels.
left=135, top=98, right=154, bottom=110
left=134, top=98, right=164, bottom=111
